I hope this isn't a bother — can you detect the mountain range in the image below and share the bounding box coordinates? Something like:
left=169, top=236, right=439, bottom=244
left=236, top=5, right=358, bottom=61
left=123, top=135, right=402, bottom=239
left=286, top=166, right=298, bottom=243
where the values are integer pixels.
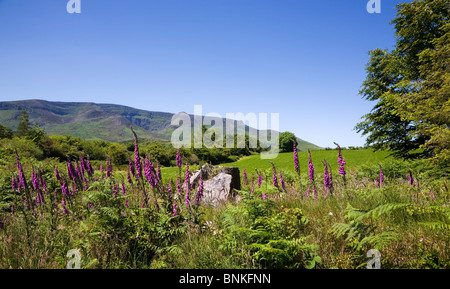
left=0, top=99, right=321, bottom=151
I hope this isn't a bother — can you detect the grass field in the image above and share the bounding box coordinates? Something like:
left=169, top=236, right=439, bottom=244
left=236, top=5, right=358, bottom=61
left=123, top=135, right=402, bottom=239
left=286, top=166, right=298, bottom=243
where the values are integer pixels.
left=160, top=149, right=393, bottom=183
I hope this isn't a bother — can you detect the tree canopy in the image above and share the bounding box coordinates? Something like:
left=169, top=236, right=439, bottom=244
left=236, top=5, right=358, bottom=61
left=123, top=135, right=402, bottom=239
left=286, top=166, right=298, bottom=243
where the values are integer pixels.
left=356, top=0, right=449, bottom=168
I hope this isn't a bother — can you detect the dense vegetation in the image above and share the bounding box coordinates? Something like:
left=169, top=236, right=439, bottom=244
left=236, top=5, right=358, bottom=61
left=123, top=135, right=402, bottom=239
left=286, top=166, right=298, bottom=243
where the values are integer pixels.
left=356, top=0, right=449, bottom=169
left=0, top=125, right=448, bottom=269
left=0, top=0, right=448, bottom=270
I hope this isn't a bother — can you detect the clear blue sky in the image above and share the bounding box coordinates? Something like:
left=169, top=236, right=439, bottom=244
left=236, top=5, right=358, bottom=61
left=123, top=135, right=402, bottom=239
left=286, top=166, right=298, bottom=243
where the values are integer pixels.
left=0, top=0, right=410, bottom=148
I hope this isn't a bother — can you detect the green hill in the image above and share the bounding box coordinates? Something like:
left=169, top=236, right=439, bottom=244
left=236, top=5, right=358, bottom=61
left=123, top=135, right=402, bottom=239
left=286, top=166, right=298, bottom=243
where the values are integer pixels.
left=0, top=99, right=322, bottom=151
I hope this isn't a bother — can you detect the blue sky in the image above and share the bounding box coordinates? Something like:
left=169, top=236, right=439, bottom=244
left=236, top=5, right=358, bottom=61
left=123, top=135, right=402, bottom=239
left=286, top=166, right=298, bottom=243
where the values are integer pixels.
left=0, top=0, right=409, bottom=148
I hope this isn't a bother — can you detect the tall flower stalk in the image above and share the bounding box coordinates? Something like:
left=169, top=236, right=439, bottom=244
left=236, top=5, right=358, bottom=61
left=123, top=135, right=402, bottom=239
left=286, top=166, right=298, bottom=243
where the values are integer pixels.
left=131, top=127, right=142, bottom=180
left=293, top=139, right=299, bottom=174
left=334, top=142, right=346, bottom=185
left=307, top=150, right=316, bottom=199
left=271, top=162, right=278, bottom=188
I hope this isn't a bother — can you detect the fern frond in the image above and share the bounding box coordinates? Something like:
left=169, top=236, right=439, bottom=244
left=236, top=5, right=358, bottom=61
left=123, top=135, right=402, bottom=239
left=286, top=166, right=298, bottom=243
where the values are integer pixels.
left=418, top=221, right=450, bottom=230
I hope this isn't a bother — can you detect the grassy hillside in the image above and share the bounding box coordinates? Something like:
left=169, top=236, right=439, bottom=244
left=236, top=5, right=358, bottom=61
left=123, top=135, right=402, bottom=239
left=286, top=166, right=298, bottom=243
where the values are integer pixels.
left=0, top=100, right=322, bottom=151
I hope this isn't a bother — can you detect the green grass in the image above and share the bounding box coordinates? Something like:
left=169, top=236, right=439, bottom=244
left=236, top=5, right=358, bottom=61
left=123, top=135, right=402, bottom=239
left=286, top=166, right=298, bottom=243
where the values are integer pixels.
left=159, top=149, right=393, bottom=182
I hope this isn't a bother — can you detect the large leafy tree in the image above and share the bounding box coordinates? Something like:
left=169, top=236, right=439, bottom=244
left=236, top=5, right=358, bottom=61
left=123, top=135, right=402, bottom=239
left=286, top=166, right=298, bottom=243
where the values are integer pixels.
left=356, top=0, right=449, bottom=165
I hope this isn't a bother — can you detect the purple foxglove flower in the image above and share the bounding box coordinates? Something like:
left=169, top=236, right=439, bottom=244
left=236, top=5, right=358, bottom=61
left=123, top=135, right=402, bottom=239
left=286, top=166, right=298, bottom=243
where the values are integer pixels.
left=262, top=193, right=266, bottom=200
left=176, top=149, right=182, bottom=168
left=176, top=177, right=181, bottom=195
left=167, top=183, right=172, bottom=198
left=11, top=175, right=18, bottom=191
left=293, top=140, right=299, bottom=173
left=144, top=157, right=157, bottom=188
left=172, top=203, right=178, bottom=217
left=157, top=163, right=161, bottom=181
left=408, top=170, right=414, bottom=186
left=375, top=177, right=380, bottom=188
left=86, top=156, right=94, bottom=175
left=308, top=150, right=315, bottom=183
left=61, top=180, right=69, bottom=198
left=279, top=172, right=285, bottom=190
left=75, top=161, right=82, bottom=179
left=379, top=165, right=384, bottom=187
left=271, top=163, right=278, bottom=188
left=106, top=158, right=112, bottom=178
left=257, top=171, right=263, bottom=187
left=31, top=168, right=39, bottom=190
left=243, top=169, right=248, bottom=186
left=131, top=127, right=142, bottom=179
left=127, top=169, right=133, bottom=184
left=184, top=164, right=190, bottom=191
left=121, top=179, right=126, bottom=196
left=128, top=154, right=136, bottom=177
left=305, top=186, right=310, bottom=197
left=251, top=174, right=255, bottom=195
left=67, top=159, right=76, bottom=182
left=15, top=151, right=28, bottom=192
left=194, top=173, right=204, bottom=206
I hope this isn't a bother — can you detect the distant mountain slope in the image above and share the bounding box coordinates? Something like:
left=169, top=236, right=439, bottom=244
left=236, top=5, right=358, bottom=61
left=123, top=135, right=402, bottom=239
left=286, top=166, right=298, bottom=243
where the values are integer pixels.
left=0, top=99, right=322, bottom=150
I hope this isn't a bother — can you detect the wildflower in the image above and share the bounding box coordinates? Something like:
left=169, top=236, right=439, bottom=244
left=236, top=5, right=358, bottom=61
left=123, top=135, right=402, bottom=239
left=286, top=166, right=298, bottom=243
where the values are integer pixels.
left=194, top=173, right=204, bottom=206
left=271, top=162, right=278, bottom=188
left=172, top=203, right=178, bottom=217
left=293, top=139, right=299, bottom=173
left=106, top=158, right=112, bottom=178
left=176, top=149, right=182, bottom=168
left=121, top=179, right=126, bottom=196
left=379, top=165, right=384, bottom=187
left=408, top=170, right=414, bottom=186
left=127, top=169, right=133, bottom=184
left=131, top=127, right=142, bottom=179
left=243, top=169, right=248, bottom=186
left=251, top=174, right=255, bottom=195
left=128, top=154, right=136, bottom=177
left=323, top=160, right=330, bottom=191
left=156, top=162, right=161, bottom=180
left=55, top=167, right=61, bottom=181
left=305, top=186, right=310, bottom=197
left=61, top=180, right=69, bottom=198
left=144, top=157, right=157, bottom=187
left=279, top=172, right=285, bottom=190
left=99, top=164, right=103, bottom=172
left=86, top=155, right=94, bottom=176
left=308, top=150, right=315, bottom=183
left=15, top=151, right=28, bottom=191
left=167, top=183, right=172, bottom=198
left=67, top=158, right=76, bottom=182
left=185, top=164, right=191, bottom=210
left=257, top=170, right=263, bottom=187
left=62, top=198, right=69, bottom=215
left=262, top=193, right=266, bottom=200
left=11, top=175, right=18, bottom=191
